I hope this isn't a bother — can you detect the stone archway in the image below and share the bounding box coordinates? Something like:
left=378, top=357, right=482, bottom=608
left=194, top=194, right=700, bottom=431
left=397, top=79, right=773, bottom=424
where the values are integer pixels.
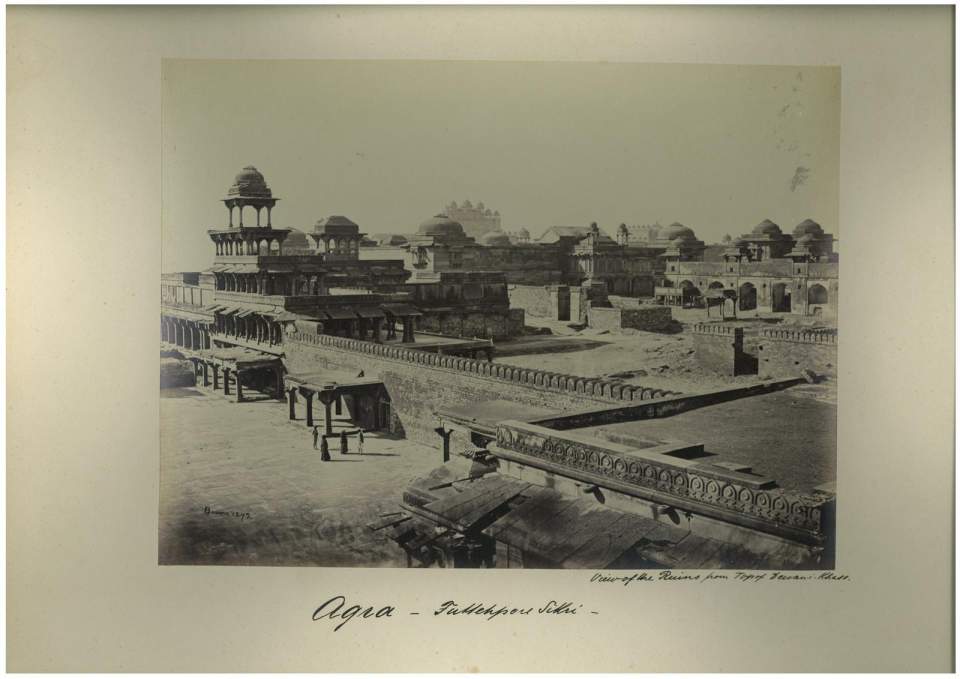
left=808, top=284, right=828, bottom=304
left=739, top=282, right=757, bottom=311
left=772, top=282, right=792, bottom=312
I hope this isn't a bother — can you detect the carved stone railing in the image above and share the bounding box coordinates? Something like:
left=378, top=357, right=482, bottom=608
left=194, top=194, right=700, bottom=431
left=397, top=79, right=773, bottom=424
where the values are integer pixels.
left=286, top=329, right=680, bottom=403
left=759, top=327, right=838, bottom=345
left=493, top=420, right=832, bottom=541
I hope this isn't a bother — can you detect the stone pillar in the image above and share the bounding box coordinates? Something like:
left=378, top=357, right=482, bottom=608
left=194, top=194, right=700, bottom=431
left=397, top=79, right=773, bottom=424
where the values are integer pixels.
left=335, top=395, right=342, bottom=416
left=288, top=387, right=297, bottom=420
left=212, top=365, right=220, bottom=390
left=275, top=367, right=284, bottom=400
left=202, top=362, right=210, bottom=387
left=435, top=427, right=452, bottom=463
left=318, top=389, right=336, bottom=436
left=236, top=370, right=244, bottom=403
left=372, top=318, right=382, bottom=343
left=402, top=317, right=415, bottom=343
left=223, top=367, right=231, bottom=396
left=305, top=390, right=314, bottom=427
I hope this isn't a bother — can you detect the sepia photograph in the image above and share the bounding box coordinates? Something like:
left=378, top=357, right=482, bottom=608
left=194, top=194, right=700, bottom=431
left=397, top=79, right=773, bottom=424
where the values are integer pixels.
left=8, top=4, right=954, bottom=672
left=160, top=59, right=839, bottom=570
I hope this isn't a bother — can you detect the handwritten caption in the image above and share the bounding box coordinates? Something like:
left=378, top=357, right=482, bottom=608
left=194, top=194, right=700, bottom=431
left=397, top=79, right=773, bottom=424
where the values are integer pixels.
left=310, top=573, right=850, bottom=631
left=201, top=506, right=253, bottom=522
left=591, top=570, right=850, bottom=585
left=312, top=595, right=593, bottom=632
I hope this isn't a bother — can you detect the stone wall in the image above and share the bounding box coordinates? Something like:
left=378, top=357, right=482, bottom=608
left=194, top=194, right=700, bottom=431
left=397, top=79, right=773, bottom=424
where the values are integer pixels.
left=416, top=307, right=521, bottom=340
left=588, top=305, right=673, bottom=333
left=691, top=323, right=757, bottom=376
left=757, top=328, right=838, bottom=378
left=507, top=284, right=564, bottom=320
left=283, top=330, right=677, bottom=445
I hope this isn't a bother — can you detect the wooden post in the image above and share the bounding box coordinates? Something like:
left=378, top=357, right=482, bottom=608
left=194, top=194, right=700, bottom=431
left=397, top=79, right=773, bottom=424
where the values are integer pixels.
left=288, top=388, right=297, bottom=420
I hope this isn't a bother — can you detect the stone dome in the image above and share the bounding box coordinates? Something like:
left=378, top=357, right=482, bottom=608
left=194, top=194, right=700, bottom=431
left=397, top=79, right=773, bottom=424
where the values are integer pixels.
left=662, top=222, right=696, bottom=241
left=793, top=218, right=825, bottom=238
left=228, top=165, right=272, bottom=198
left=282, top=228, right=314, bottom=253
left=418, top=214, right=467, bottom=238
left=751, top=219, right=783, bottom=237
left=480, top=230, right=512, bottom=247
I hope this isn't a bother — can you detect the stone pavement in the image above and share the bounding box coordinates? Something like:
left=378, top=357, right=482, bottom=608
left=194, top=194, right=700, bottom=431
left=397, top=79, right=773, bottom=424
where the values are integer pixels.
left=159, top=386, right=442, bottom=567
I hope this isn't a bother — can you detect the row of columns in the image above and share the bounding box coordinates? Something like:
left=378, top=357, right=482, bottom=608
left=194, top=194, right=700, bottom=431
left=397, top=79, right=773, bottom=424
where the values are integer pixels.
left=322, top=315, right=416, bottom=343
left=190, top=359, right=285, bottom=404
left=213, top=234, right=283, bottom=256
left=286, top=385, right=341, bottom=436
left=214, top=313, right=283, bottom=346
left=214, top=272, right=323, bottom=296
left=226, top=204, right=274, bottom=229
left=162, top=316, right=212, bottom=350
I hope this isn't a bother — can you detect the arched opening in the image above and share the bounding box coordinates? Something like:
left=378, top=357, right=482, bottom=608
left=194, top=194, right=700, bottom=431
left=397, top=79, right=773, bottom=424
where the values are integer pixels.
left=772, top=282, right=792, bottom=312
left=808, top=284, right=828, bottom=304
left=680, top=280, right=701, bottom=307
left=739, top=282, right=757, bottom=311
left=708, top=281, right=725, bottom=290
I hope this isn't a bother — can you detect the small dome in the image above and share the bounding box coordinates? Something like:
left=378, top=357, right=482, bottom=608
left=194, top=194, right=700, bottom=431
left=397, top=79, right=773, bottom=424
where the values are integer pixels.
left=662, top=222, right=696, bottom=240
left=480, top=230, right=512, bottom=246
left=228, top=165, right=272, bottom=198
left=418, top=214, right=466, bottom=237
left=462, top=199, right=473, bottom=209
left=751, top=219, right=783, bottom=237
left=493, top=210, right=500, bottom=216
left=517, top=227, right=530, bottom=236
left=793, top=218, right=825, bottom=237
left=283, top=228, right=314, bottom=253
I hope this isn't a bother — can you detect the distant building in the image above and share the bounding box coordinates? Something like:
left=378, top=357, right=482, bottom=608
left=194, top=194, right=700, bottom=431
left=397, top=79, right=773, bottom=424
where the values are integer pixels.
left=444, top=200, right=502, bottom=239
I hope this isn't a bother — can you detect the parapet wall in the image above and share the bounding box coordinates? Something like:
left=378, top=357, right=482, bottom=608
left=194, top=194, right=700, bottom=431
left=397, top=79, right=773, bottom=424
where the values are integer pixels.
left=493, top=420, right=834, bottom=546
left=758, top=327, right=838, bottom=377
left=283, top=330, right=679, bottom=444
left=691, top=323, right=756, bottom=376
left=588, top=305, right=673, bottom=333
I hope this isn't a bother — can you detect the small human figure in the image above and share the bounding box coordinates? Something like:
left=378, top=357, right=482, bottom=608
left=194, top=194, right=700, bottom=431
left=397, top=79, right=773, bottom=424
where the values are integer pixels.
left=312, top=425, right=320, bottom=450
left=357, top=370, right=365, bottom=378
left=340, top=430, right=348, bottom=455
left=320, top=436, right=331, bottom=461
left=358, top=429, right=365, bottom=455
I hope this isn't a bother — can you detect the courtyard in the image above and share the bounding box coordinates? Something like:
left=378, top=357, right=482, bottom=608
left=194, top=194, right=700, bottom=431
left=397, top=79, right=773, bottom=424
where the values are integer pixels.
left=159, top=386, right=441, bottom=567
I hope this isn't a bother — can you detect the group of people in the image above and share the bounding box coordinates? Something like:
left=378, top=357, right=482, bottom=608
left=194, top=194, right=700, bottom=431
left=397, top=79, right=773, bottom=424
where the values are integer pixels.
left=311, top=426, right=365, bottom=461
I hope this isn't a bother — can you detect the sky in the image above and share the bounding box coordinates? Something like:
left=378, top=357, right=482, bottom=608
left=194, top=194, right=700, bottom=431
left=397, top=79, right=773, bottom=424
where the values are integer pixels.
left=162, top=60, right=839, bottom=273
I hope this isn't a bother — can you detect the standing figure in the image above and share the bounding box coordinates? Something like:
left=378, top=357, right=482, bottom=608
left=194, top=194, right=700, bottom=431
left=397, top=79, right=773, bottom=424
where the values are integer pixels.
left=312, top=425, right=320, bottom=450
left=320, top=436, right=331, bottom=461
left=340, top=430, right=348, bottom=455
left=358, top=429, right=365, bottom=455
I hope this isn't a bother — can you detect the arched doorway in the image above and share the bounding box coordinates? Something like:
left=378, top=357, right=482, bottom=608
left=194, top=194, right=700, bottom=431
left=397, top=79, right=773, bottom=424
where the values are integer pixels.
left=772, top=282, right=792, bottom=312
left=739, top=282, right=757, bottom=311
left=808, top=284, right=828, bottom=304
left=680, top=280, right=701, bottom=307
